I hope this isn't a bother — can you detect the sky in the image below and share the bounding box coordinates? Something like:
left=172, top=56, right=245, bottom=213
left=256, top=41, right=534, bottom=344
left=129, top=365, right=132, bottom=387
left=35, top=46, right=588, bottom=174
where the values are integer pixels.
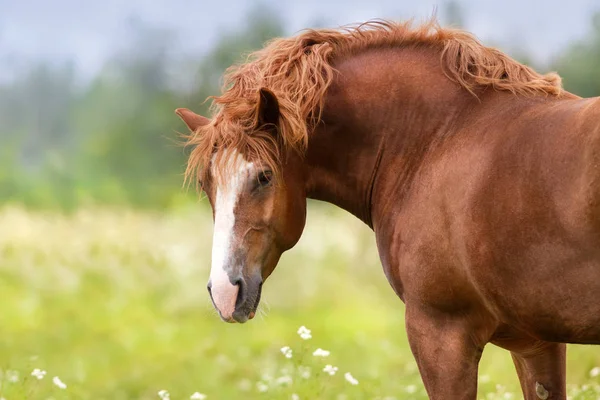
left=0, top=0, right=598, bottom=81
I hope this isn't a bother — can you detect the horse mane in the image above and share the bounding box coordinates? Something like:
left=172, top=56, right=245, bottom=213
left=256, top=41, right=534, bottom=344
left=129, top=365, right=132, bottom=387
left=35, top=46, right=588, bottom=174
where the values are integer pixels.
left=184, top=19, right=563, bottom=186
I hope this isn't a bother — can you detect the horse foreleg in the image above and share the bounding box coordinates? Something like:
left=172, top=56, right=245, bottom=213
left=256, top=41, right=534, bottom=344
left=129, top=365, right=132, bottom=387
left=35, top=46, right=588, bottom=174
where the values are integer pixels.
left=405, top=306, right=488, bottom=400
left=511, top=342, right=566, bottom=400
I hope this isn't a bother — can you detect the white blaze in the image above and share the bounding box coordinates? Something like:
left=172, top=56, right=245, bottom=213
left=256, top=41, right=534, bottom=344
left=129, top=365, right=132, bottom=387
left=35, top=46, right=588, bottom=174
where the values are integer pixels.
left=209, top=149, right=254, bottom=319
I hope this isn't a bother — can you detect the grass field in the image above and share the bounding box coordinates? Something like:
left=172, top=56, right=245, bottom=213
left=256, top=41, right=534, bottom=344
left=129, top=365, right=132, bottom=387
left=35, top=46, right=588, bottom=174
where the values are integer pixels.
left=1, top=204, right=600, bottom=400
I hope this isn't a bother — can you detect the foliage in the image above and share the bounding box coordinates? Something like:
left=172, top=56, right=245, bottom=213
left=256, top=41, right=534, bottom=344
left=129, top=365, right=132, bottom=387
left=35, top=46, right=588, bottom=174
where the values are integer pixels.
left=0, top=6, right=599, bottom=210
left=553, top=12, right=600, bottom=97
left=0, top=8, right=284, bottom=210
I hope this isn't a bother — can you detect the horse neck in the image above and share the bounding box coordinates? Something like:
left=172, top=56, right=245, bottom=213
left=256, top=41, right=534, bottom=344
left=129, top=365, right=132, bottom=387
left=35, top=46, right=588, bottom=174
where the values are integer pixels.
left=303, top=46, right=474, bottom=228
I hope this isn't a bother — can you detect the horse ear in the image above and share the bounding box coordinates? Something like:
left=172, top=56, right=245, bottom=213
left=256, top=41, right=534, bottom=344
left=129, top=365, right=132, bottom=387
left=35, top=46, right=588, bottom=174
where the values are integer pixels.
left=256, top=88, right=280, bottom=128
left=175, top=108, right=210, bottom=131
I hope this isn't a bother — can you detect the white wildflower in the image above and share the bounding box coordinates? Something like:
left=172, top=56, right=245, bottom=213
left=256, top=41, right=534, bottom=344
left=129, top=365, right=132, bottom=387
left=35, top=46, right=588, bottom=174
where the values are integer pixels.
left=479, top=374, right=491, bottom=383
left=190, top=392, right=206, bottom=400
left=344, top=372, right=359, bottom=385
left=591, top=367, right=600, bottom=378
left=238, top=378, right=252, bottom=391
left=6, top=370, right=19, bottom=383
left=503, top=393, right=514, bottom=399
left=260, top=372, right=273, bottom=382
left=405, top=384, right=417, bottom=394
left=280, top=346, right=292, bottom=359
left=297, top=326, right=312, bottom=340
left=298, top=366, right=311, bottom=379
left=291, top=394, right=300, bottom=400
left=158, top=390, right=170, bottom=399
left=276, top=375, right=293, bottom=386
left=53, top=376, right=67, bottom=389
left=323, top=364, right=338, bottom=376
left=31, top=368, right=46, bottom=380
left=256, top=382, right=269, bottom=392
left=312, top=348, right=330, bottom=357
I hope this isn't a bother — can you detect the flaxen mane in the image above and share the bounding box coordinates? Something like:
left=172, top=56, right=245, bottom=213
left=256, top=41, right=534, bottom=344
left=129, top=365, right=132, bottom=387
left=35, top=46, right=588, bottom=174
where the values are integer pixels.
left=184, top=19, right=563, bottom=186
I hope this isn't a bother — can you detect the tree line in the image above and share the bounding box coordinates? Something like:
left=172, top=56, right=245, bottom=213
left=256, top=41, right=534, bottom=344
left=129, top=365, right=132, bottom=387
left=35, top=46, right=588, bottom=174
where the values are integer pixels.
left=0, top=7, right=598, bottom=210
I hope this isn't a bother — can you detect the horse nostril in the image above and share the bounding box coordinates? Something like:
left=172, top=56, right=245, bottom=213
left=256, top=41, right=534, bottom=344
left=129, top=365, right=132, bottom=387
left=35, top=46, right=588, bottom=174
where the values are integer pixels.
left=231, top=277, right=242, bottom=286
left=207, top=281, right=212, bottom=298
left=234, top=278, right=247, bottom=309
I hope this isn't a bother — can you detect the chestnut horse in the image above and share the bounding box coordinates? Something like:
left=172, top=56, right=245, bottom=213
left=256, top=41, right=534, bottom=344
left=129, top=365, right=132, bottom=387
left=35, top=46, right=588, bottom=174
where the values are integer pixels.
left=175, top=20, right=600, bottom=400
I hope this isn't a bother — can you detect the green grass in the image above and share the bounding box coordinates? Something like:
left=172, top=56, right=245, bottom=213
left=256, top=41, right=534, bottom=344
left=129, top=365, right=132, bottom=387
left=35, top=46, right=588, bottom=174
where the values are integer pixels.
left=1, top=204, right=600, bottom=399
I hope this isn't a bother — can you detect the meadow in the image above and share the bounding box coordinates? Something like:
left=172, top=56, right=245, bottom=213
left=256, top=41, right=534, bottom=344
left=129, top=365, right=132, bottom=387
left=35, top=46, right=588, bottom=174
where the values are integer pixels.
left=1, top=203, right=600, bottom=400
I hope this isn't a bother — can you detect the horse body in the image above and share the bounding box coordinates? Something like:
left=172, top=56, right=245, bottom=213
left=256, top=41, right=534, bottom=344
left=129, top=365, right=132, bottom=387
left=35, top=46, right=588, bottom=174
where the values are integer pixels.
left=176, top=21, right=600, bottom=399
left=313, top=46, right=600, bottom=340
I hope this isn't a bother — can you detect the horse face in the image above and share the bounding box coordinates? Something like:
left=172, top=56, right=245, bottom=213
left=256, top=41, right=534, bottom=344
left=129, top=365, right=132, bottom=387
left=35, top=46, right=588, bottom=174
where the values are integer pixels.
left=176, top=88, right=306, bottom=323
left=202, top=148, right=306, bottom=323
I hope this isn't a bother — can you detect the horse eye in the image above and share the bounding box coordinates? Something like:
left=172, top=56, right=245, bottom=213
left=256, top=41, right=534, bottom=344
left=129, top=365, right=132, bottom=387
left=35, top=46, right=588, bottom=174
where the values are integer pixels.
left=257, top=170, right=273, bottom=187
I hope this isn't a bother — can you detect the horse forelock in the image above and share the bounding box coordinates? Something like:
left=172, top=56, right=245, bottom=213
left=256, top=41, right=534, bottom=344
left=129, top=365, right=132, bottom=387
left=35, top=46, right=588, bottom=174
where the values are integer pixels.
left=184, top=116, right=281, bottom=190
left=184, top=17, right=565, bottom=188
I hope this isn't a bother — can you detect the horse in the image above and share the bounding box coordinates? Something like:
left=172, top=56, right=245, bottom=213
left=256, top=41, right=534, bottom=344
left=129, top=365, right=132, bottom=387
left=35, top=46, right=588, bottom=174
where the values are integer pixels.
left=175, top=19, right=600, bottom=400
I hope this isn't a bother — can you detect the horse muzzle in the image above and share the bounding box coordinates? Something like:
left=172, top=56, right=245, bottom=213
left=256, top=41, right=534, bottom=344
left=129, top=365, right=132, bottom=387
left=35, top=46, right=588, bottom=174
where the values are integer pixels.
left=207, top=275, right=262, bottom=323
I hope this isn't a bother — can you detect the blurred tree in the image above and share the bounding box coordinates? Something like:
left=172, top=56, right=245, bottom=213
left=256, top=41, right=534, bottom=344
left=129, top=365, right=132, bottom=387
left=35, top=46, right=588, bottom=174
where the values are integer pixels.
left=0, top=6, right=286, bottom=209
left=68, top=19, right=185, bottom=207
left=185, top=5, right=285, bottom=111
left=553, top=11, right=600, bottom=97
left=6, top=5, right=599, bottom=210
left=0, top=61, right=78, bottom=207
left=0, top=62, right=76, bottom=169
